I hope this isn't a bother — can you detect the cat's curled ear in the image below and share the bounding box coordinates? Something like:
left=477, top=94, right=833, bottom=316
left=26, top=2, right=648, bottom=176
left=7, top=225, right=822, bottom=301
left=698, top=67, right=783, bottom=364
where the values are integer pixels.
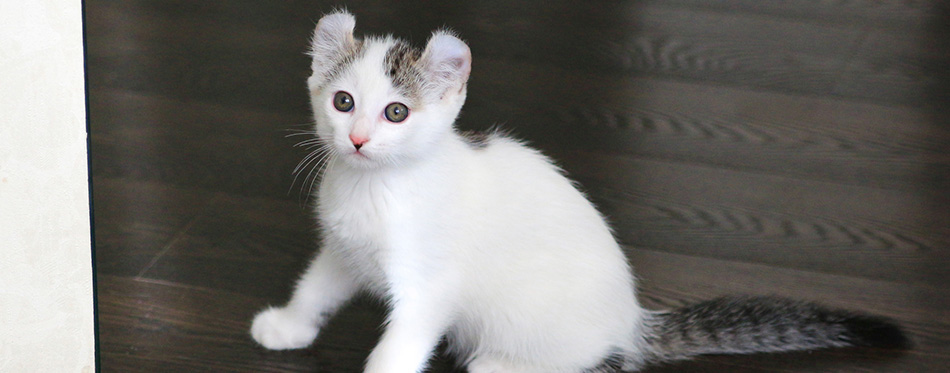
left=419, top=30, right=472, bottom=101
left=308, top=11, right=358, bottom=89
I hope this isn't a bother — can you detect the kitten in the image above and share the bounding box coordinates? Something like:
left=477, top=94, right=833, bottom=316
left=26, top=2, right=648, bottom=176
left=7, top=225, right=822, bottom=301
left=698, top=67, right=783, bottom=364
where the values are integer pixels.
left=251, top=11, right=907, bottom=373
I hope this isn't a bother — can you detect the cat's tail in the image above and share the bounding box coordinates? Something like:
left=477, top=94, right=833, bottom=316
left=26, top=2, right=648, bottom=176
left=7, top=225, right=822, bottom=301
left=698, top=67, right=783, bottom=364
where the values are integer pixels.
left=632, top=295, right=909, bottom=368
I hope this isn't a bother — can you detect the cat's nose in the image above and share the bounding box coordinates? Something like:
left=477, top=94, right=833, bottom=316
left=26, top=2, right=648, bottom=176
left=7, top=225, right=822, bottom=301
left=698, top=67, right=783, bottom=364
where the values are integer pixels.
left=349, top=134, right=368, bottom=150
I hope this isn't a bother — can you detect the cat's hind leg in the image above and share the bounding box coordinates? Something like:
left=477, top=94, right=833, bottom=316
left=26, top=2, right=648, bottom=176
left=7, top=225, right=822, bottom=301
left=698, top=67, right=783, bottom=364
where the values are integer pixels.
left=251, top=248, right=360, bottom=350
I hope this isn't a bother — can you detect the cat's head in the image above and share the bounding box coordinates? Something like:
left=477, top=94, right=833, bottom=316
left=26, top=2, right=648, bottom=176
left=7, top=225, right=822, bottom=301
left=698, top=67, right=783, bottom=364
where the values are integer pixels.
left=307, top=11, right=471, bottom=169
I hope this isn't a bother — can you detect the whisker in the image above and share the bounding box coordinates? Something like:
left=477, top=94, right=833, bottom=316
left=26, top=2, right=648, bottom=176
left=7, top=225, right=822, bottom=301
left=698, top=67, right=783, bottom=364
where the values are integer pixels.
left=285, top=131, right=319, bottom=138
left=283, top=121, right=318, bottom=129
left=305, top=151, right=336, bottom=203
left=293, top=138, right=324, bottom=148
left=283, top=124, right=333, bottom=206
left=291, top=147, right=330, bottom=190
left=290, top=143, right=327, bottom=183
left=292, top=146, right=326, bottom=174
left=306, top=149, right=333, bottom=189
left=289, top=141, right=337, bottom=206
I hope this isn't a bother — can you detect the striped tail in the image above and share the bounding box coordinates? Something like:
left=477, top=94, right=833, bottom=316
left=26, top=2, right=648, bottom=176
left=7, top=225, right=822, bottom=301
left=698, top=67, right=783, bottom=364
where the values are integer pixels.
left=639, top=295, right=909, bottom=366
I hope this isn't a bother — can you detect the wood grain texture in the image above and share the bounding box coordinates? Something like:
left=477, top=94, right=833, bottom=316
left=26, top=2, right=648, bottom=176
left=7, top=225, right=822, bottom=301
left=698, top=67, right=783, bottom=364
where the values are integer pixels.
left=468, top=59, right=950, bottom=193
left=650, top=0, right=931, bottom=29
left=89, top=88, right=310, bottom=198
left=87, top=0, right=949, bottom=371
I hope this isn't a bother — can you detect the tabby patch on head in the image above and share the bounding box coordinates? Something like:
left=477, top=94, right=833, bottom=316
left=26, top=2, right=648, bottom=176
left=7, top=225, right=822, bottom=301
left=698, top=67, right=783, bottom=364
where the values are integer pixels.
left=384, top=40, right=425, bottom=102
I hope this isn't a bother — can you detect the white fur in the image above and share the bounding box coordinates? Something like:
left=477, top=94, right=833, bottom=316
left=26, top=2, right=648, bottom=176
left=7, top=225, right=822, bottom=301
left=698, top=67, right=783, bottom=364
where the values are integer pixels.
left=252, top=11, right=649, bottom=373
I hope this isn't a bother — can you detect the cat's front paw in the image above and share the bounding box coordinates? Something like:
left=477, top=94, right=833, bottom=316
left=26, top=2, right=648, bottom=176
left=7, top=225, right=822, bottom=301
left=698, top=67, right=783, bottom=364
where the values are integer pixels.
left=250, top=306, right=319, bottom=350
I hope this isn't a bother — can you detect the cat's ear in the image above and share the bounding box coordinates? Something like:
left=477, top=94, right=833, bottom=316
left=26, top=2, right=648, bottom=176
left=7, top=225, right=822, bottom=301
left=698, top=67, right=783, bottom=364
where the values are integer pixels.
left=419, top=30, right=472, bottom=101
left=308, top=11, right=358, bottom=87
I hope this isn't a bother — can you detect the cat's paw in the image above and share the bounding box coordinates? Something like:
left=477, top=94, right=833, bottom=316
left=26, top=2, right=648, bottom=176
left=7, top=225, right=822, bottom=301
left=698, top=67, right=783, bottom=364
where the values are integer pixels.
left=250, top=307, right=319, bottom=350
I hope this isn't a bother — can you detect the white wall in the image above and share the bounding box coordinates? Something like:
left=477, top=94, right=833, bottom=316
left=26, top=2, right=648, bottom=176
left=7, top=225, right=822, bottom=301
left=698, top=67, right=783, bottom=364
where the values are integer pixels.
left=0, top=1, right=96, bottom=371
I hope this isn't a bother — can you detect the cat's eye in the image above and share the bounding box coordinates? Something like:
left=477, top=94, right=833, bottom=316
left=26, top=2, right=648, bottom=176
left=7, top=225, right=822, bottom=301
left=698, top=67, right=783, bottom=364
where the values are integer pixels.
left=384, top=102, right=409, bottom=123
left=333, top=91, right=354, bottom=112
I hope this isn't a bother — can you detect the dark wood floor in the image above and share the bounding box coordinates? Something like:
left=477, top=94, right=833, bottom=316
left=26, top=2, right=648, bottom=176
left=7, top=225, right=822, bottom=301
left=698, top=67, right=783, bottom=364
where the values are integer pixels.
left=87, top=1, right=950, bottom=372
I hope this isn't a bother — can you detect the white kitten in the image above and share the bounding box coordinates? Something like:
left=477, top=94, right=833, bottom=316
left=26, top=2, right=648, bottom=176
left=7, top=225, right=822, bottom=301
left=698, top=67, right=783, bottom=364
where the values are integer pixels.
left=251, top=11, right=906, bottom=373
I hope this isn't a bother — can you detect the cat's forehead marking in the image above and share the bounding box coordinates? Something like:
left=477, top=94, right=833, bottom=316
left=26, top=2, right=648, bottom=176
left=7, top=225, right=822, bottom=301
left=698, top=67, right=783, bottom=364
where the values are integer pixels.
left=383, top=40, right=424, bottom=104
left=319, top=37, right=425, bottom=107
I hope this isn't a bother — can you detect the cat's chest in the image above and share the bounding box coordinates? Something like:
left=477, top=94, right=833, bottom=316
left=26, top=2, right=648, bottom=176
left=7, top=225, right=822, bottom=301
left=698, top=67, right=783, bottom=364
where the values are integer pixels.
left=317, top=172, right=416, bottom=251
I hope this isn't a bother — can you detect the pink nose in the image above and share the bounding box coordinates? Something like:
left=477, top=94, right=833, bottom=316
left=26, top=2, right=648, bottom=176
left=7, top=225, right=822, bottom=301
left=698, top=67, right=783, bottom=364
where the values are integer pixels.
left=349, top=134, right=368, bottom=150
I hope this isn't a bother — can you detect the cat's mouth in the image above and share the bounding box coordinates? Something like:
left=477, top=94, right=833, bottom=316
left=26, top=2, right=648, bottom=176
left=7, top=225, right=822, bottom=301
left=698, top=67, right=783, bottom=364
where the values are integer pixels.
left=351, top=149, right=370, bottom=159
left=340, top=147, right=378, bottom=168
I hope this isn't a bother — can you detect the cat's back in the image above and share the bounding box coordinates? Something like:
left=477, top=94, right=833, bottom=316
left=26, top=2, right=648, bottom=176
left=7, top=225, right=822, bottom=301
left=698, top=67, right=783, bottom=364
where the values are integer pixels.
left=458, top=132, right=608, bottom=237
left=465, top=133, right=567, bottom=185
